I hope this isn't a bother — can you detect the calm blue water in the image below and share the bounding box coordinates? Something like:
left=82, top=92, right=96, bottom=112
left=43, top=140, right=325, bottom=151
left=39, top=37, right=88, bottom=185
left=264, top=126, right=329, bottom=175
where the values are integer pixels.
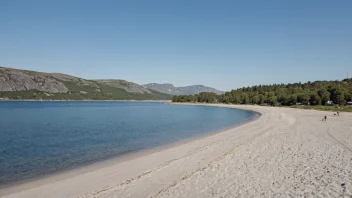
left=0, top=101, right=257, bottom=185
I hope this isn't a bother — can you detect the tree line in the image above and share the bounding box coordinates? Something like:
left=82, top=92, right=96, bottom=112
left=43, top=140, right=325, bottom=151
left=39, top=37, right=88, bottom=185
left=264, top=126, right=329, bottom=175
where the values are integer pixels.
left=172, top=78, right=352, bottom=106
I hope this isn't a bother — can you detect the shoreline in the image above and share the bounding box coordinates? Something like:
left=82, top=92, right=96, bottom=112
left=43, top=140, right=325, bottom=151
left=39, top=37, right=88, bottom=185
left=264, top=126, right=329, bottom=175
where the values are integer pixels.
left=2, top=104, right=351, bottom=197
left=0, top=100, right=172, bottom=102
left=0, top=104, right=260, bottom=196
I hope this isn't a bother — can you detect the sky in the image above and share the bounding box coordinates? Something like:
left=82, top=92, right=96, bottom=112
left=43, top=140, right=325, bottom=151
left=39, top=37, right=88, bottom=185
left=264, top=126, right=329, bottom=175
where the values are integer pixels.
left=1, top=0, right=351, bottom=91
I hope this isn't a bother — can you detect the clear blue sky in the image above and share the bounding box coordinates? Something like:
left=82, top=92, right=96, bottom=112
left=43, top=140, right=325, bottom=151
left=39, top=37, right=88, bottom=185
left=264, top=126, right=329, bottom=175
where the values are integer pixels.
left=1, top=0, right=351, bottom=91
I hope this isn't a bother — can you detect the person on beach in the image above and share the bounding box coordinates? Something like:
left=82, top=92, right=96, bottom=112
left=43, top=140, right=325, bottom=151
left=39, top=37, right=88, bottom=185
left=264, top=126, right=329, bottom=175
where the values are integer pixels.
left=324, top=116, right=327, bottom=121
left=337, top=112, right=340, bottom=116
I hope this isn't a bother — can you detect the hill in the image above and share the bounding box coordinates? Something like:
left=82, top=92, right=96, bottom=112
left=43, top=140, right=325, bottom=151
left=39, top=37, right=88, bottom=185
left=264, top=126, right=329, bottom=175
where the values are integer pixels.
left=143, top=83, right=223, bottom=95
left=172, top=79, right=352, bottom=107
left=0, top=67, right=171, bottom=100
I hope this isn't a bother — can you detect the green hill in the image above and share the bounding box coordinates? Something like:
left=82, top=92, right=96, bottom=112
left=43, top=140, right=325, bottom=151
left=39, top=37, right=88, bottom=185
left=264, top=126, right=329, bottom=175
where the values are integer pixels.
left=0, top=67, right=171, bottom=100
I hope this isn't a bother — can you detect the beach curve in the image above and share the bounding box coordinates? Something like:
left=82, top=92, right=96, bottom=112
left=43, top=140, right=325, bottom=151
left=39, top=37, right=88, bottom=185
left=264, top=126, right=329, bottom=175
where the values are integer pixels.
left=1, top=104, right=352, bottom=197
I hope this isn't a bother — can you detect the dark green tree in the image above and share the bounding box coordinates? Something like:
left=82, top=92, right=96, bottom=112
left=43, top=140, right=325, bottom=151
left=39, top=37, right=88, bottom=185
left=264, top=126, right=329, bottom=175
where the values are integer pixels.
left=318, top=89, right=331, bottom=105
left=309, top=93, right=322, bottom=105
left=330, top=87, right=346, bottom=105
left=252, top=95, right=260, bottom=104
left=298, top=93, right=310, bottom=104
left=268, top=96, right=278, bottom=106
left=241, top=93, right=250, bottom=104
left=258, top=94, right=266, bottom=105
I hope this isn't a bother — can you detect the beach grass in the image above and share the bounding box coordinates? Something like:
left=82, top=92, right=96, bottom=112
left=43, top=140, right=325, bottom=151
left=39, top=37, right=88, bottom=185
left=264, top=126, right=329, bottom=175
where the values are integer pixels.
left=290, top=105, right=352, bottom=112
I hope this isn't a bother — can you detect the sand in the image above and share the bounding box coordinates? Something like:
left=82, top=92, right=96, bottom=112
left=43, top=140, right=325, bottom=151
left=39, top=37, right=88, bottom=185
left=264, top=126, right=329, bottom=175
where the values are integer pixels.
left=1, top=104, right=352, bottom=198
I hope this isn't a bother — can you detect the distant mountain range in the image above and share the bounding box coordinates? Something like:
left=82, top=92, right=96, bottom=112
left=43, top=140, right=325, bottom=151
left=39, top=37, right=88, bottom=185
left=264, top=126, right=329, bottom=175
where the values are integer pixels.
left=143, top=83, right=223, bottom=95
left=0, top=67, right=222, bottom=100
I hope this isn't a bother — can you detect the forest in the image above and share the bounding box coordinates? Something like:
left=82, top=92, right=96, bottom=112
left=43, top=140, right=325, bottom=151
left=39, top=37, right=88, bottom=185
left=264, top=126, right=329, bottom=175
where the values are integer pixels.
left=172, top=78, right=352, bottom=106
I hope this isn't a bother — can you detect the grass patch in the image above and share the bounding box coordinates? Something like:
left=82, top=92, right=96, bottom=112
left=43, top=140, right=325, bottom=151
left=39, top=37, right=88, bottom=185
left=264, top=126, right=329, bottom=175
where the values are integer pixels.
left=290, top=105, right=352, bottom=112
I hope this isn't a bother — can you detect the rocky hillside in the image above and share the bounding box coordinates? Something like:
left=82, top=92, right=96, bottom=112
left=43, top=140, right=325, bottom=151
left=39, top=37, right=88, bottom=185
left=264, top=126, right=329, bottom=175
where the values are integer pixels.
left=0, top=67, right=171, bottom=100
left=95, top=79, right=152, bottom=94
left=143, top=83, right=223, bottom=95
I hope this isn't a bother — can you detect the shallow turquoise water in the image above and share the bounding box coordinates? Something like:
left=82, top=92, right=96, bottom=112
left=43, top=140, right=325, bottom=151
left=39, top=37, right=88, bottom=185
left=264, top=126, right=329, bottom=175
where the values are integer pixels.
left=0, top=101, right=258, bottom=185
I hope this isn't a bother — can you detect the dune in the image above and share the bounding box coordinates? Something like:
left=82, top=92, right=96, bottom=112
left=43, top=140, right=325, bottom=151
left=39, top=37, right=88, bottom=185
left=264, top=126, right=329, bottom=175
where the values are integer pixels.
left=1, top=104, right=352, bottom=197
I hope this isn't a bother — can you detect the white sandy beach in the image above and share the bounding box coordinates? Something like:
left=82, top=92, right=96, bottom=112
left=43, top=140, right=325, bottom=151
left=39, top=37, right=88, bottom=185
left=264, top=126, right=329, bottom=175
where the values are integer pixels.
left=1, top=104, right=352, bottom=198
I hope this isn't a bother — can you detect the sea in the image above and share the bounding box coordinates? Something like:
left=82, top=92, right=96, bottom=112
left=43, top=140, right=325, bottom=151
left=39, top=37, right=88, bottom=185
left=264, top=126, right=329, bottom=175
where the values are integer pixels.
left=0, top=101, right=258, bottom=186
